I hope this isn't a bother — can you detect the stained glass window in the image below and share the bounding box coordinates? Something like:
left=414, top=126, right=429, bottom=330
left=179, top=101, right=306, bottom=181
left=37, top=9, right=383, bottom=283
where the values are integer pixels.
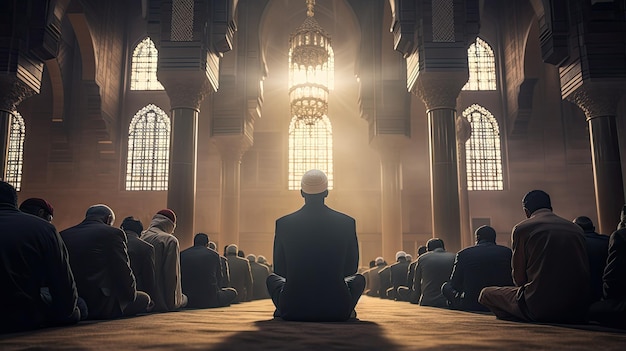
left=462, top=37, right=496, bottom=91
left=130, top=37, right=164, bottom=90
left=125, top=104, right=170, bottom=190
left=463, top=104, right=503, bottom=190
left=288, top=116, right=333, bottom=190
left=5, top=112, right=25, bottom=191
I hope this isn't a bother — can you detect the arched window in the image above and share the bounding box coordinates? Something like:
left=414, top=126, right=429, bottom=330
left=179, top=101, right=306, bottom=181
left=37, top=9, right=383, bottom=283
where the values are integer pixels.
left=5, top=112, right=25, bottom=191
left=130, top=37, right=164, bottom=90
left=462, top=37, right=497, bottom=91
left=125, top=104, right=170, bottom=190
left=463, top=104, right=503, bottom=190
left=288, top=116, right=333, bottom=190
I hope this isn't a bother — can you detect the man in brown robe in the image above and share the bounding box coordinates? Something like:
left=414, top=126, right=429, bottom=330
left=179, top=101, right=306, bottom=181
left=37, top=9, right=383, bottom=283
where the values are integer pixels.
left=479, top=190, right=590, bottom=323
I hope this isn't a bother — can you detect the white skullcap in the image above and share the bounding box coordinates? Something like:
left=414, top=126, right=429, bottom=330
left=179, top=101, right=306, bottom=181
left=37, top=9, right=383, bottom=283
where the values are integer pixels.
left=395, top=251, right=406, bottom=261
left=301, top=169, right=328, bottom=195
left=375, top=257, right=384, bottom=265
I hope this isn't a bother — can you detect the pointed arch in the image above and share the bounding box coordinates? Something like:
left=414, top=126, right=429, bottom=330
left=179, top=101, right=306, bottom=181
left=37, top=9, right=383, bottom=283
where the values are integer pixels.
left=463, top=104, right=503, bottom=190
left=463, top=37, right=497, bottom=91
left=6, top=112, right=25, bottom=191
left=125, top=104, right=170, bottom=190
left=288, top=116, right=334, bottom=190
left=130, top=37, right=164, bottom=90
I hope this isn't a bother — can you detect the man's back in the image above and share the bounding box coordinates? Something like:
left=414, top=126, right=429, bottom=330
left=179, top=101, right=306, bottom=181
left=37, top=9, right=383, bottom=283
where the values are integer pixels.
left=584, top=231, right=609, bottom=302
left=273, top=203, right=358, bottom=321
left=226, top=253, right=253, bottom=303
left=450, top=242, right=513, bottom=311
left=60, top=219, right=136, bottom=319
left=249, top=261, right=271, bottom=299
left=414, top=249, right=455, bottom=307
left=512, top=209, right=590, bottom=321
left=1, top=205, right=79, bottom=331
left=180, top=246, right=221, bottom=308
left=126, top=231, right=156, bottom=299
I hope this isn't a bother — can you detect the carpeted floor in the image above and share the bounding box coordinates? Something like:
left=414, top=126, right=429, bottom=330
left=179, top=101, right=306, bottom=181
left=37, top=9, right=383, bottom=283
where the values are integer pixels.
left=2, top=296, right=625, bottom=350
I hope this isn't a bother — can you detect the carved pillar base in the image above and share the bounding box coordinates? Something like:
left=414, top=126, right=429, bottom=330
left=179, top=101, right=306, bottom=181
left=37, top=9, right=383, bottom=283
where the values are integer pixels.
left=212, top=135, right=252, bottom=249
left=566, top=84, right=625, bottom=234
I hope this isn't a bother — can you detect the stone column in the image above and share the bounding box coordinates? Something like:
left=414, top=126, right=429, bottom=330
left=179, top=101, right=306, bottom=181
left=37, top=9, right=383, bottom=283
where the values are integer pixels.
left=371, top=135, right=409, bottom=263
left=567, top=84, right=625, bottom=234
left=159, top=76, right=213, bottom=249
left=415, top=74, right=467, bottom=252
left=212, top=136, right=252, bottom=248
left=456, top=115, right=472, bottom=248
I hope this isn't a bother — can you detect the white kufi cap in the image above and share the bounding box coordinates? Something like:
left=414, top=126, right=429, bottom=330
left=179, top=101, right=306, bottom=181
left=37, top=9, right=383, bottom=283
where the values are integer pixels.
left=301, top=169, right=328, bottom=195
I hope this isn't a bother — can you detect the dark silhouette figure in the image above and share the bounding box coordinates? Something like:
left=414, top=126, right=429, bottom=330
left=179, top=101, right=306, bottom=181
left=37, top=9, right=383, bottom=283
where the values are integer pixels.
left=121, top=216, right=157, bottom=301
left=267, top=169, right=365, bottom=321
left=60, top=204, right=151, bottom=319
left=180, top=233, right=237, bottom=308
left=573, top=216, right=609, bottom=303
left=0, top=182, right=80, bottom=332
left=441, top=225, right=513, bottom=311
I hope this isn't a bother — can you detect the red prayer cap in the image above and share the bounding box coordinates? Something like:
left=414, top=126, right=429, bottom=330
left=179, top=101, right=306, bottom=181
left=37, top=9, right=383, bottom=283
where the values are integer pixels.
left=157, top=208, right=176, bottom=224
left=19, top=198, right=54, bottom=216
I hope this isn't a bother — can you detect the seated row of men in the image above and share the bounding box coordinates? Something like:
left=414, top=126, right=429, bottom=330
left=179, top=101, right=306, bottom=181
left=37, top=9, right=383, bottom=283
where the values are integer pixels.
left=363, top=190, right=626, bottom=328
left=0, top=181, right=271, bottom=333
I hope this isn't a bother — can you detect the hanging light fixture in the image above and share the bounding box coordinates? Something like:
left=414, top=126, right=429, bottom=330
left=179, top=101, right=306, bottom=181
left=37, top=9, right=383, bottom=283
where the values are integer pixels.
left=288, top=0, right=334, bottom=127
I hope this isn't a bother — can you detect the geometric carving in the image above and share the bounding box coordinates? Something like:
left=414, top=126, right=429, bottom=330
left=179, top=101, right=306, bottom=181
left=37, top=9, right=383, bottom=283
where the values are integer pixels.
left=432, top=0, right=455, bottom=43
left=565, top=83, right=626, bottom=120
left=171, top=0, right=194, bottom=42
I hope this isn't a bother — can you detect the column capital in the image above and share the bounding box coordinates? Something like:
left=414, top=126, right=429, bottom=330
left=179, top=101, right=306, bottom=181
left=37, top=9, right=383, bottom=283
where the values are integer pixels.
left=159, top=71, right=214, bottom=110
left=212, top=134, right=253, bottom=162
left=565, top=82, right=626, bottom=120
left=413, top=72, right=467, bottom=111
left=0, top=76, right=37, bottom=112
left=370, top=134, right=411, bottom=163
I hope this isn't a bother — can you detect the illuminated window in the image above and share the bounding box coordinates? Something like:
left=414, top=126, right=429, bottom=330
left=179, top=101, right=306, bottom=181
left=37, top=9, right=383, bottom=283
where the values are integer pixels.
left=126, top=104, right=170, bottom=190
left=288, top=116, right=333, bottom=191
left=5, top=112, right=25, bottom=191
left=463, top=104, right=503, bottom=190
left=462, top=37, right=496, bottom=91
left=130, top=37, right=164, bottom=90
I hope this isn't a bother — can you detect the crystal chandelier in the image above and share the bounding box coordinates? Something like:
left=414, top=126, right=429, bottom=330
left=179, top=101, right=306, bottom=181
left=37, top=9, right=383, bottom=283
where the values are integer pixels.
left=289, top=0, right=334, bottom=127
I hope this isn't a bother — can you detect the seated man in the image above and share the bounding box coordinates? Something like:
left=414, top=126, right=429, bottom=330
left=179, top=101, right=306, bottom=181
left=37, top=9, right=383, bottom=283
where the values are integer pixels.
left=141, top=209, right=188, bottom=312
left=441, top=226, right=513, bottom=311
left=209, top=241, right=231, bottom=288
left=266, top=169, right=365, bottom=321
left=410, top=238, right=455, bottom=307
left=588, top=208, right=626, bottom=328
left=385, top=251, right=410, bottom=300
left=0, top=182, right=80, bottom=332
left=225, top=244, right=253, bottom=303
left=363, top=257, right=386, bottom=297
left=60, top=204, right=151, bottom=319
left=248, top=254, right=271, bottom=300
left=180, top=233, right=237, bottom=308
left=479, top=190, right=590, bottom=323
left=121, top=216, right=156, bottom=300
left=573, top=216, right=609, bottom=303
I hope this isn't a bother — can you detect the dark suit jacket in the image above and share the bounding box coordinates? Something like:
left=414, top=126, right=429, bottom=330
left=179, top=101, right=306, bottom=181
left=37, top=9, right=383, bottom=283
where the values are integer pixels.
left=125, top=230, right=156, bottom=299
left=60, top=217, right=137, bottom=319
left=583, top=231, right=609, bottom=302
left=180, top=245, right=223, bottom=308
left=273, top=202, right=359, bottom=321
left=449, top=241, right=513, bottom=311
left=604, top=228, right=626, bottom=300
left=219, top=254, right=230, bottom=288
left=390, top=259, right=410, bottom=292
left=1, top=204, right=79, bottom=331
left=225, top=254, right=253, bottom=303
left=413, top=248, right=455, bottom=307
left=249, top=261, right=271, bottom=299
